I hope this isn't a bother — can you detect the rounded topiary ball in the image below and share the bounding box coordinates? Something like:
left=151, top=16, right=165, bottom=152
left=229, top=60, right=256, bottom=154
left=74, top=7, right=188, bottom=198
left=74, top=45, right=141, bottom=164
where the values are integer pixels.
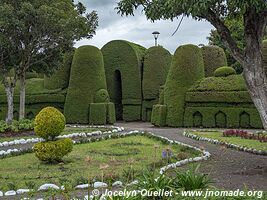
left=34, top=107, right=65, bottom=140
left=214, top=66, right=236, bottom=77
left=33, top=138, right=73, bottom=163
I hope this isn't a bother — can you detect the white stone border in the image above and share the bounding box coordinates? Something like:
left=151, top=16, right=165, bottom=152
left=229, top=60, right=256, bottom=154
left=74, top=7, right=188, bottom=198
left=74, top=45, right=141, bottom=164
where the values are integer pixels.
left=0, top=126, right=124, bottom=149
left=0, top=130, right=210, bottom=197
left=183, top=131, right=267, bottom=156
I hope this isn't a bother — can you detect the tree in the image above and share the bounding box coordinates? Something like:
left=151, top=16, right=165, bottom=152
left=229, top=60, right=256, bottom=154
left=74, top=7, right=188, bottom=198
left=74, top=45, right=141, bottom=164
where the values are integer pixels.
left=0, top=0, right=98, bottom=123
left=117, top=0, right=267, bottom=129
left=207, top=15, right=267, bottom=74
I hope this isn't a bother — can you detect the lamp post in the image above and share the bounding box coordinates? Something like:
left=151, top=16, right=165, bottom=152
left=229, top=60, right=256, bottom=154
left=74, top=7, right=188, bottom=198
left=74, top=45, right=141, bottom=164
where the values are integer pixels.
left=152, top=31, right=160, bottom=46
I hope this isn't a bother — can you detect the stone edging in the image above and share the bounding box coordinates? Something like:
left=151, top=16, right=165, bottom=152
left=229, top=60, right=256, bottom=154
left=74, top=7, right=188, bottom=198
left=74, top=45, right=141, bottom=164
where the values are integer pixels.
left=183, top=131, right=267, bottom=156
left=0, top=126, right=124, bottom=158
left=0, top=130, right=211, bottom=198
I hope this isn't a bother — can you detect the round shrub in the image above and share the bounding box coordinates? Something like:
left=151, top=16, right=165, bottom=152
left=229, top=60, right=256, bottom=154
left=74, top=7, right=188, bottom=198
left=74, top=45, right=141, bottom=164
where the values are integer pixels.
left=214, top=66, right=236, bottom=77
left=33, top=138, right=73, bottom=163
left=34, top=107, right=65, bottom=140
left=94, top=89, right=110, bottom=103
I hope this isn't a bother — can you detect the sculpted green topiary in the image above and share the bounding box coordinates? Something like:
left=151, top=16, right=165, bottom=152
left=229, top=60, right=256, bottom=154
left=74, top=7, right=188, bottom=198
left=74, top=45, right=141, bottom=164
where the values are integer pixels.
left=64, top=46, right=107, bottom=123
left=94, top=89, right=110, bottom=103
left=202, top=46, right=227, bottom=77
left=102, top=40, right=146, bottom=121
left=34, top=107, right=65, bottom=140
left=142, top=46, right=172, bottom=121
left=164, top=44, right=205, bottom=127
left=33, top=138, right=73, bottom=162
left=214, top=66, right=236, bottom=77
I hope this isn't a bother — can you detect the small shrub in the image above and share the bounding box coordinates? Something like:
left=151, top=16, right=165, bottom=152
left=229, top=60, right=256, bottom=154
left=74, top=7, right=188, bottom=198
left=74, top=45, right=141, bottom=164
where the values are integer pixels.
left=34, top=107, right=65, bottom=140
left=33, top=138, right=73, bottom=163
left=214, top=66, right=236, bottom=77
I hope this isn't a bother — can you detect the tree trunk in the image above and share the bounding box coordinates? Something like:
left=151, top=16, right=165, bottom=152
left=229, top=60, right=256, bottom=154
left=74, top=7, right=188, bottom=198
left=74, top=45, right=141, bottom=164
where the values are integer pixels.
left=5, top=86, right=14, bottom=124
left=19, top=72, right=26, bottom=120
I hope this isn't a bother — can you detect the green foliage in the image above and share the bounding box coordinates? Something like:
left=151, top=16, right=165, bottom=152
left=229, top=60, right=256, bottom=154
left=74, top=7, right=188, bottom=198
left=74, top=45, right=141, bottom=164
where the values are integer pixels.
left=33, top=138, right=73, bottom=163
left=172, top=165, right=212, bottom=191
left=94, top=89, right=110, bottom=103
left=0, top=119, right=34, bottom=133
left=262, top=40, right=267, bottom=77
left=189, top=75, right=247, bottom=92
left=214, top=66, right=236, bottom=77
left=151, top=105, right=167, bottom=127
left=64, top=45, right=107, bottom=124
left=44, top=50, right=74, bottom=90
left=142, top=46, right=172, bottom=99
left=102, top=40, right=146, bottom=121
left=164, top=44, right=204, bottom=127
left=34, top=107, right=65, bottom=140
left=89, top=103, right=107, bottom=125
left=201, top=46, right=227, bottom=77
left=106, top=102, right=116, bottom=124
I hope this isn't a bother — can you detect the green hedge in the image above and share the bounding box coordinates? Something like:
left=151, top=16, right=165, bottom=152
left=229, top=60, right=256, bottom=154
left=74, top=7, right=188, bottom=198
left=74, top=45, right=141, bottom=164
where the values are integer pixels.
left=201, top=45, right=227, bottom=77
left=142, top=99, right=158, bottom=121
left=151, top=105, right=167, bottom=126
left=102, top=40, right=146, bottom=121
left=214, top=66, right=236, bottom=77
left=44, top=50, right=74, bottom=90
left=184, top=107, right=262, bottom=128
left=106, top=102, right=116, bottom=124
left=142, top=46, right=172, bottom=99
left=64, top=45, right=108, bottom=124
left=89, top=103, right=107, bottom=125
left=188, top=75, right=247, bottom=92
left=164, top=44, right=205, bottom=127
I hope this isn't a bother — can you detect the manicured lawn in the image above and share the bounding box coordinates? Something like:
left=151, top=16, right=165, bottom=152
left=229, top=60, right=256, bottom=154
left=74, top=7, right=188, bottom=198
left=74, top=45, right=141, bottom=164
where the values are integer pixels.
left=0, top=135, right=200, bottom=190
left=0, top=127, right=110, bottom=143
left=193, top=131, right=267, bottom=151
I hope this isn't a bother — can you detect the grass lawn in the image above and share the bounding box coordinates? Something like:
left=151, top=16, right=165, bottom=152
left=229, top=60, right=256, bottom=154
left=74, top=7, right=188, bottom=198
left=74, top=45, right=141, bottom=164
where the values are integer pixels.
left=193, top=131, right=267, bottom=151
left=0, top=135, right=200, bottom=191
left=0, top=127, right=110, bottom=143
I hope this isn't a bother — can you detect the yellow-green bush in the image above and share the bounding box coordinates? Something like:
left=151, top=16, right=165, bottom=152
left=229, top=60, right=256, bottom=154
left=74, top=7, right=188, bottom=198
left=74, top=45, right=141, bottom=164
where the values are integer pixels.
left=34, top=107, right=65, bottom=140
left=214, top=66, right=236, bottom=77
left=33, top=138, right=73, bottom=163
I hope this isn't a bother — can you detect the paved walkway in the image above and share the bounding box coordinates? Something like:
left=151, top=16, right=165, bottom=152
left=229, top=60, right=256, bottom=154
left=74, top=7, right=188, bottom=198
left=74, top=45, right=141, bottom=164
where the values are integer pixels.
left=116, top=122, right=267, bottom=190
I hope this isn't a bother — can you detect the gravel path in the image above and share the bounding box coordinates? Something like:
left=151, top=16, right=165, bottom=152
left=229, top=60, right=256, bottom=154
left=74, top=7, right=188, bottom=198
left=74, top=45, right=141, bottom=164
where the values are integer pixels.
left=116, top=122, right=267, bottom=191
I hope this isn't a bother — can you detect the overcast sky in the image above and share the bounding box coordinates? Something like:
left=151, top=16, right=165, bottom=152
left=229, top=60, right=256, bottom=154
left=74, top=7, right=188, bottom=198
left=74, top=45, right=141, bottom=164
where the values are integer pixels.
left=75, top=0, right=214, bottom=53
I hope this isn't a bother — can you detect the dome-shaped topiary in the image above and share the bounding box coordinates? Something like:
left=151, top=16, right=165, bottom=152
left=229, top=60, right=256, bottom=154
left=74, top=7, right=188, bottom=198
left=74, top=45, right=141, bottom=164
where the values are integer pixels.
left=202, top=45, right=227, bottom=77
left=34, top=107, right=65, bottom=140
left=214, top=66, right=236, bottom=77
left=33, top=138, right=73, bottom=163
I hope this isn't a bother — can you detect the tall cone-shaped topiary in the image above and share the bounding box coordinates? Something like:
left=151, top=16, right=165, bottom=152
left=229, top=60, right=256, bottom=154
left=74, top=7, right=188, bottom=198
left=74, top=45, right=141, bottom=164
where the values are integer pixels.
left=164, top=44, right=205, bottom=127
left=202, top=45, right=227, bottom=77
left=142, top=46, right=172, bottom=121
left=64, top=45, right=108, bottom=124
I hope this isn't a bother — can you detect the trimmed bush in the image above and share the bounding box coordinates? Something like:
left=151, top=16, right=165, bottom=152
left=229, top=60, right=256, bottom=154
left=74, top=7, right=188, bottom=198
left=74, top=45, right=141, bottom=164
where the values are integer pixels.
left=34, top=107, right=65, bottom=140
left=164, top=44, right=205, bottom=127
left=102, top=40, right=146, bottom=121
left=44, top=50, right=74, bottom=90
left=151, top=105, right=167, bottom=126
left=89, top=103, right=107, bottom=125
left=106, top=102, right=116, bottom=124
left=214, top=66, right=236, bottom=77
left=202, top=45, right=227, bottom=77
left=142, top=46, right=172, bottom=99
left=64, top=45, right=107, bottom=124
left=94, top=89, right=110, bottom=103
left=262, top=40, right=267, bottom=77
left=33, top=138, right=73, bottom=163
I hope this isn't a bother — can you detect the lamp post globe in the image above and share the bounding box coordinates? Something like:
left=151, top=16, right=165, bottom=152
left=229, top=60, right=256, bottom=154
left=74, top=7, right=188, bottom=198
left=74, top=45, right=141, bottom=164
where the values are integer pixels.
left=152, top=31, right=160, bottom=46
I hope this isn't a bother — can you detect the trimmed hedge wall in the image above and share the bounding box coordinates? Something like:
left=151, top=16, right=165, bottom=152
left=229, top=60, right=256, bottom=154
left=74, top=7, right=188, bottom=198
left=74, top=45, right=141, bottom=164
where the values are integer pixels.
left=262, top=40, right=267, bottom=77
left=102, top=40, right=146, bottom=121
left=89, top=103, right=107, bottom=125
left=151, top=105, right=167, bottom=127
left=184, top=106, right=262, bottom=128
left=64, top=45, right=107, bottom=124
left=44, top=50, right=74, bottom=90
left=201, top=45, right=227, bottom=77
left=164, top=44, right=205, bottom=127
